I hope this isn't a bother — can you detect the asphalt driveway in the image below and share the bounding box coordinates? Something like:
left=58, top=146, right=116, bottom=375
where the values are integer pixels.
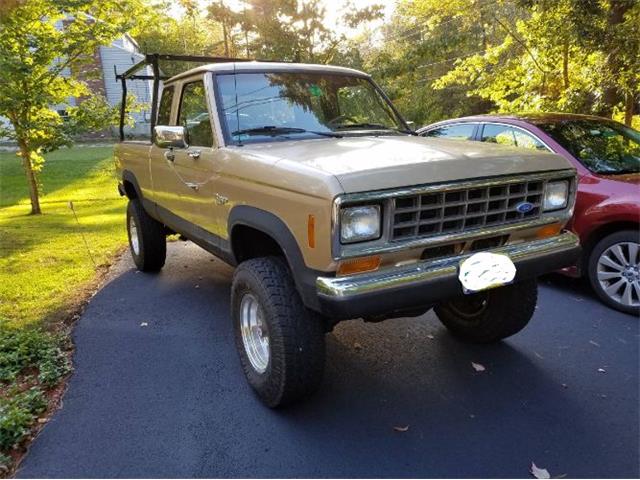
left=17, top=242, right=639, bottom=478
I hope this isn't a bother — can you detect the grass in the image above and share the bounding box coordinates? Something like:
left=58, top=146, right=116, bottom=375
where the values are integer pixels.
left=0, top=145, right=127, bottom=474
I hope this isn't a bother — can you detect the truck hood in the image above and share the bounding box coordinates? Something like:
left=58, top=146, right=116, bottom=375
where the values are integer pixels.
left=239, top=135, right=574, bottom=193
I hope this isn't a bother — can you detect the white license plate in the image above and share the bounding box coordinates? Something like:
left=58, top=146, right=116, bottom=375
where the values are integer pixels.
left=458, top=252, right=517, bottom=294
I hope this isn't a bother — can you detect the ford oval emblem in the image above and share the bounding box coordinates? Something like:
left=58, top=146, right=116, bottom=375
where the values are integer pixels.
left=515, top=201, right=534, bottom=214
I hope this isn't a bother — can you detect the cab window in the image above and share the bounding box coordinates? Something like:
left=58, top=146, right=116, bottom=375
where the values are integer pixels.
left=423, top=124, right=475, bottom=141
left=157, top=86, right=174, bottom=126
left=178, top=81, right=213, bottom=147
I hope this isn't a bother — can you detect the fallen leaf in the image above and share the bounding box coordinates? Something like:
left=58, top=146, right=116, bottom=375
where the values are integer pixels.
left=195, top=285, right=200, bottom=289
left=37, top=418, right=48, bottom=424
left=597, top=368, right=606, bottom=373
left=471, top=362, right=486, bottom=372
left=530, top=462, right=551, bottom=479
left=561, top=383, right=568, bottom=389
left=393, top=425, right=409, bottom=432
left=426, top=334, right=435, bottom=340
left=353, top=342, right=362, bottom=351
left=589, top=340, right=600, bottom=347
left=140, top=322, right=148, bottom=327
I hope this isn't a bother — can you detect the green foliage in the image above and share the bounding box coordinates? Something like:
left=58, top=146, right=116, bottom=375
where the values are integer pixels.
left=0, top=328, right=71, bottom=388
left=0, top=387, right=47, bottom=451
left=0, top=0, right=147, bottom=213
left=430, top=0, right=639, bottom=119
left=359, top=0, right=639, bottom=126
left=203, top=0, right=383, bottom=63
left=135, top=2, right=226, bottom=76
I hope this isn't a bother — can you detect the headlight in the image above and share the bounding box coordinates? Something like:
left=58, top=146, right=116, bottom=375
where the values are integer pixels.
left=340, top=205, right=381, bottom=243
left=543, top=180, right=569, bottom=211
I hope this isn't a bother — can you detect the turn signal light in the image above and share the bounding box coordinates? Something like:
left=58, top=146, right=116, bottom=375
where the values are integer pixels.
left=308, top=214, right=316, bottom=249
left=536, top=223, right=563, bottom=239
left=337, top=256, right=381, bottom=276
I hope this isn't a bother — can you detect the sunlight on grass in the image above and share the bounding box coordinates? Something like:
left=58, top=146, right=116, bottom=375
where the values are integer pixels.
left=0, top=146, right=127, bottom=327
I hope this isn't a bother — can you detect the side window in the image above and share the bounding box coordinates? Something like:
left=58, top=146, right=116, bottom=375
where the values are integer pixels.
left=178, top=81, right=213, bottom=147
left=423, top=124, right=475, bottom=141
left=481, top=124, right=517, bottom=147
left=157, top=86, right=174, bottom=126
left=513, top=129, right=548, bottom=151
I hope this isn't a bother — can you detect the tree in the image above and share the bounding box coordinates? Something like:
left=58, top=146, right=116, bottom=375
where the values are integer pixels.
left=0, top=0, right=145, bottom=214
left=206, top=0, right=383, bottom=64
left=431, top=0, right=639, bottom=125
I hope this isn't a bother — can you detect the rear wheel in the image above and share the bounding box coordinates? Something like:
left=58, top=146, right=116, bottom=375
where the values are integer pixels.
left=231, top=257, right=325, bottom=407
left=588, top=230, right=640, bottom=315
left=126, top=199, right=166, bottom=272
left=434, top=280, right=538, bottom=343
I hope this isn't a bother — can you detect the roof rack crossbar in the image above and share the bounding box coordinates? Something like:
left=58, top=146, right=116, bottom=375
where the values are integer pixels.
left=116, top=53, right=252, bottom=141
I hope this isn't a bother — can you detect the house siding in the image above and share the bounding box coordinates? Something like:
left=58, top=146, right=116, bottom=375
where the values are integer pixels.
left=99, top=43, right=153, bottom=137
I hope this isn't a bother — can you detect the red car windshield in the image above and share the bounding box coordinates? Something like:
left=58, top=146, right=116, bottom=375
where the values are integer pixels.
left=535, top=119, right=640, bottom=175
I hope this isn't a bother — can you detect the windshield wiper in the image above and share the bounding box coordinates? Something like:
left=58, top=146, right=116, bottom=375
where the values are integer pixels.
left=232, top=126, right=342, bottom=138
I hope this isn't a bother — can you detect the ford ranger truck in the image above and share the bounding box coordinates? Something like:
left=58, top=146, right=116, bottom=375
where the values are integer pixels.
left=115, top=61, right=580, bottom=407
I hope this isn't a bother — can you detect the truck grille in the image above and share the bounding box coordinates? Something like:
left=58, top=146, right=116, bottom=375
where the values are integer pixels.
left=391, top=180, right=544, bottom=241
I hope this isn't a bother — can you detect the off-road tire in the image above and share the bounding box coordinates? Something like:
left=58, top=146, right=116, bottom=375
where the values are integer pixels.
left=231, top=256, right=325, bottom=407
left=126, top=199, right=166, bottom=272
left=587, top=230, right=640, bottom=316
left=434, top=280, right=538, bottom=343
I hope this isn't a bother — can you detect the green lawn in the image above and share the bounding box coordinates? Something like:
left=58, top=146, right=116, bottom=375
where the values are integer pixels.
left=0, top=146, right=127, bottom=327
left=0, top=146, right=127, bottom=473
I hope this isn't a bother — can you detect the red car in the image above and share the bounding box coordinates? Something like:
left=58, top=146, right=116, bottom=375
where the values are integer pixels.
left=418, top=113, right=640, bottom=315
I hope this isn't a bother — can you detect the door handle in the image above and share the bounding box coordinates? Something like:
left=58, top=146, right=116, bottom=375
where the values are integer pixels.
left=164, top=150, right=175, bottom=162
left=188, top=150, right=201, bottom=160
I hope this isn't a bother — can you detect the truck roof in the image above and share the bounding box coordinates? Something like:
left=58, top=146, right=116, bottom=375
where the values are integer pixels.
left=165, top=61, right=369, bottom=83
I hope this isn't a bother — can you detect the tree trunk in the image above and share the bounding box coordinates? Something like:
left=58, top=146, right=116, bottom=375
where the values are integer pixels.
left=601, top=1, right=630, bottom=117
left=17, top=140, right=41, bottom=215
left=624, top=92, right=634, bottom=127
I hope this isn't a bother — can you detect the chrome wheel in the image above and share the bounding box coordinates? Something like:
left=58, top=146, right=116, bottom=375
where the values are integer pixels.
left=597, top=241, right=640, bottom=308
left=239, top=293, right=270, bottom=373
left=129, top=215, right=140, bottom=256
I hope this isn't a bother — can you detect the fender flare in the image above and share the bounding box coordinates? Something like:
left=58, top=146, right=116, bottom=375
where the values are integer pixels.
left=228, top=205, right=321, bottom=310
left=121, top=170, right=143, bottom=200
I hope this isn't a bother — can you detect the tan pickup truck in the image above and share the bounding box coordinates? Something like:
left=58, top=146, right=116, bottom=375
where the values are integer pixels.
left=115, top=60, right=580, bottom=407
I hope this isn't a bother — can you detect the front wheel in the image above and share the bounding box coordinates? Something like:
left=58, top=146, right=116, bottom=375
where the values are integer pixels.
left=587, top=230, right=639, bottom=315
left=434, top=280, right=538, bottom=343
left=231, top=257, right=326, bottom=407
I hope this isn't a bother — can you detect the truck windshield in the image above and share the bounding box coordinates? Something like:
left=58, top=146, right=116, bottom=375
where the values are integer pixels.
left=535, top=119, right=640, bottom=175
left=215, top=72, right=407, bottom=144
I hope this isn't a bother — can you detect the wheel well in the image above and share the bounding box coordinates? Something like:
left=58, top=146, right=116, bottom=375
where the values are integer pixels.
left=122, top=180, right=138, bottom=199
left=231, top=225, right=285, bottom=264
left=581, top=221, right=639, bottom=269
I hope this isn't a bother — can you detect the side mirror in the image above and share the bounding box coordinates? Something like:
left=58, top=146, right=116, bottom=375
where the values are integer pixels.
left=155, top=125, right=187, bottom=149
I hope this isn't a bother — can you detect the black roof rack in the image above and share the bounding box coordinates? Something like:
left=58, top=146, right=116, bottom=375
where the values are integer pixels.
left=115, top=53, right=252, bottom=141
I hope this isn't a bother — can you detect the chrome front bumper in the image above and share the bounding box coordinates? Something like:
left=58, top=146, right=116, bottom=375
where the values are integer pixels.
left=315, top=231, right=580, bottom=319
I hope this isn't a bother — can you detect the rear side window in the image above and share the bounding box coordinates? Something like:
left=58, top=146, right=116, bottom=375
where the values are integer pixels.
left=482, top=124, right=548, bottom=150
left=178, top=81, right=213, bottom=147
left=423, top=124, right=475, bottom=140
left=157, top=86, right=174, bottom=126
left=481, top=124, right=517, bottom=146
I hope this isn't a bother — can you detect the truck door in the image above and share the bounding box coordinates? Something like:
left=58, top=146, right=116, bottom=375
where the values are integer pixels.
left=166, top=78, right=224, bottom=234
